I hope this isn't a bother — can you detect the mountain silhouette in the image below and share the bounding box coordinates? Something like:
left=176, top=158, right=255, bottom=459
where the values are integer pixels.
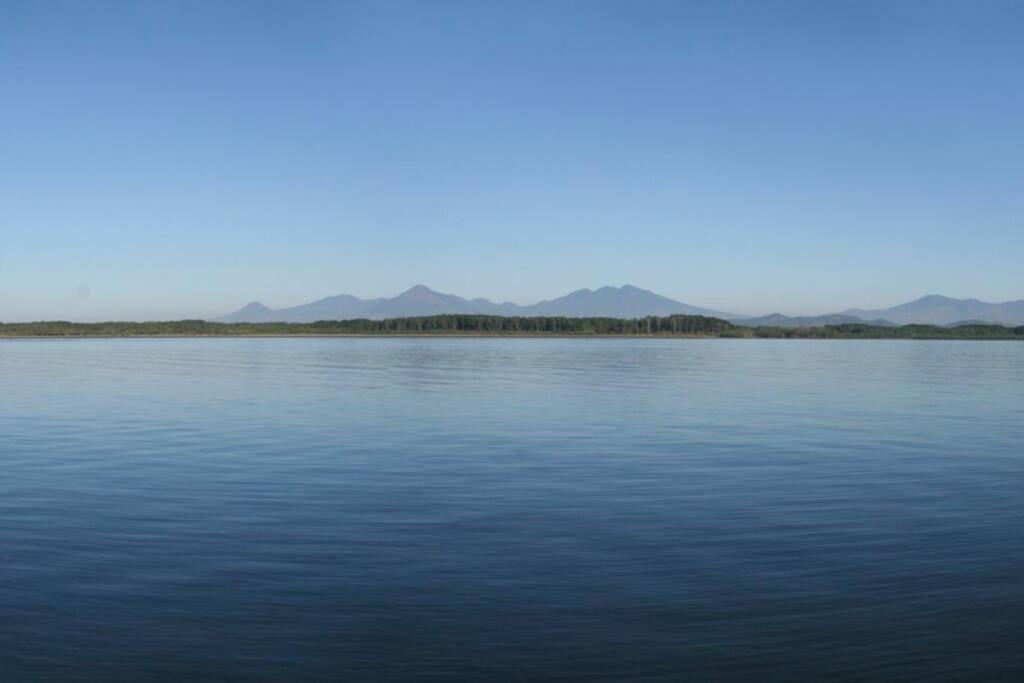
left=215, top=285, right=736, bottom=322
left=843, top=295, right=1024, bottom=326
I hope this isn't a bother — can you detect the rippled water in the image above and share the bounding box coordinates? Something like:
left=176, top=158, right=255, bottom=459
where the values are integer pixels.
left=2, top=338, right=1023, bottom=680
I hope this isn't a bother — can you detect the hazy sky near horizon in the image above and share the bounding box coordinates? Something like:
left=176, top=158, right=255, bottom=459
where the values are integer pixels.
left=2, top=0, right=1022, bottom=321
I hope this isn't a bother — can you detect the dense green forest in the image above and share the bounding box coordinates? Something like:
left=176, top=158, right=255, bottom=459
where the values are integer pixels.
left=1, top=315, right=1022, bottom=340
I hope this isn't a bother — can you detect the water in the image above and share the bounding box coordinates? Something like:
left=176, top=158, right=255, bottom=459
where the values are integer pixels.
left=2, top=338, right=1023, bottom=680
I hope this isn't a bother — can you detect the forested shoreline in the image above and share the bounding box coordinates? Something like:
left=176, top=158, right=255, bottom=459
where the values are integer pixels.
left=2, top=315, right=1023, bottom=340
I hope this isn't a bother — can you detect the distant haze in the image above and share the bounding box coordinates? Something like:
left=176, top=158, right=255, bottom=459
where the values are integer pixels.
left=217, top=285, right=736, bottom=323
left=218, top=286, right=1024, bottom=327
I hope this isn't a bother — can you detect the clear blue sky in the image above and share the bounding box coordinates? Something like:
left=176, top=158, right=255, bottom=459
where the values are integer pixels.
left=1, top=0, right=1021, bottom=321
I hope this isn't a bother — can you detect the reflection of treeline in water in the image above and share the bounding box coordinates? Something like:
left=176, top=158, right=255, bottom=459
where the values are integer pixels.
left=2, top=316, right=1023, bottom=340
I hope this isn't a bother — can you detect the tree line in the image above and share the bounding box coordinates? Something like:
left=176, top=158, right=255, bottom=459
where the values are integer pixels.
left=1, top=315, right=1022, bottom=340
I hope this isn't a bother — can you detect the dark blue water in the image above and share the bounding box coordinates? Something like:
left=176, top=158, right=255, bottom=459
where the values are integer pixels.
left=2, top=338, right=1023, bottom=680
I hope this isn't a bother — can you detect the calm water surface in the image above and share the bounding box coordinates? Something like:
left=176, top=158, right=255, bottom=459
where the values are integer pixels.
left=2, top=338, right=1023, bottom=680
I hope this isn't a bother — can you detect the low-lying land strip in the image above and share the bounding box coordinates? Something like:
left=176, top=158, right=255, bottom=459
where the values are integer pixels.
left=2, top=315, right=1023, bottom=340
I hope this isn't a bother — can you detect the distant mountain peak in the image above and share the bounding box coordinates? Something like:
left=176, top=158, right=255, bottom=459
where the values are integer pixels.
left=239, top=301, right=271, bottom=312
left=393, top=285, right=458, bottom=301
left=527, top=285, right=734, bottom=319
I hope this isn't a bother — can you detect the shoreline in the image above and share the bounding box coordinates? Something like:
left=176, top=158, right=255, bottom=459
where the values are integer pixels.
left=2, top=314, right=1020, bottom=341
left=0, top=333, right=729, bottom=340
left=1, top=333, right=1019, bottom=342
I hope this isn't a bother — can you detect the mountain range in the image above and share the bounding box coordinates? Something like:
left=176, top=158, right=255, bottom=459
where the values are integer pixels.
left=733, top=296, right=1024, bottom=327
left=216, top=289, right=1024, bottom=327
left=216, top=285, right=736, bottom=323
left=841, top=295, right=1024, bottom=326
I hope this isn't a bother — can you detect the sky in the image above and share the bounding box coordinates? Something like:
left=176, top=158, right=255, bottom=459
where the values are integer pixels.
left=1, top=0, right=1022, bottom=321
